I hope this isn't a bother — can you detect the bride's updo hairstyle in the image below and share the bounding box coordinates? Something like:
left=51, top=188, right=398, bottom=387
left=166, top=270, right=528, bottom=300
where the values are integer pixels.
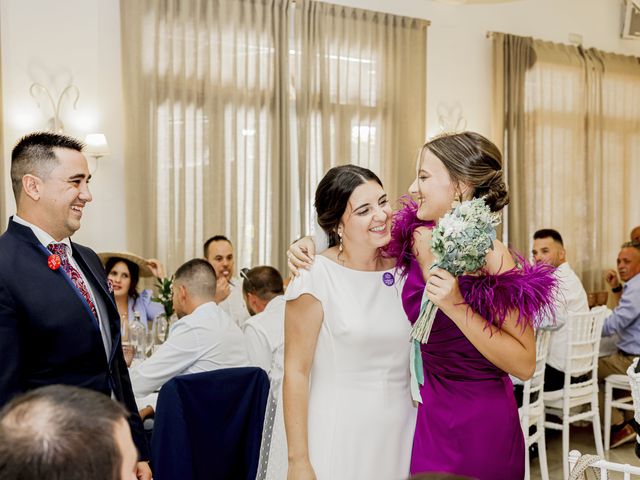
left=315, top=165, right=384, bottom=248
left=423, top=132, right=509, bottom=212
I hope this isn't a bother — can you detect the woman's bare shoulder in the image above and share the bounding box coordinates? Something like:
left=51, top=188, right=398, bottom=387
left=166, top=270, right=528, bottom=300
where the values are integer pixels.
left=485, top=239, right=516, bottom=274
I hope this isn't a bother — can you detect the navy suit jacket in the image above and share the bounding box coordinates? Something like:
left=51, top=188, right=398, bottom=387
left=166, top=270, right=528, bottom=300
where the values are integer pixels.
left=0, top=219, right=149, bottom=460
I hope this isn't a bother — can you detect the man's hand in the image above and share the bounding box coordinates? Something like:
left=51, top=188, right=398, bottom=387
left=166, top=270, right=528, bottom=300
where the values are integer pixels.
left=604, top=269, right=620, bottom=289
left=214, top=276, right=231, bottom=304
left=136, top=461, right=152, bottom=480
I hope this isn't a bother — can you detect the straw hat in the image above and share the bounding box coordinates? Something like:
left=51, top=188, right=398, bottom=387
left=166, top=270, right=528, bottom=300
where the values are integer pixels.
left=98, top=251, right=154, bottom=277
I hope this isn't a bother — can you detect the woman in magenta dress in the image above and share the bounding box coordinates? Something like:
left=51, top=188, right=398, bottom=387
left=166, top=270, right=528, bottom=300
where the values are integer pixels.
left=387, top=132, right=555, bottom=479
left=288, top=132, right=556, bottom=480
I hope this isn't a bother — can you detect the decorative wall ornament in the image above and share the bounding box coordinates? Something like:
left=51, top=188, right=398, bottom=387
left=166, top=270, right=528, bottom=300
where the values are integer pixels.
left=29, top=83, right=80, bottom=133
left=436, top=102, right=467, bottom=133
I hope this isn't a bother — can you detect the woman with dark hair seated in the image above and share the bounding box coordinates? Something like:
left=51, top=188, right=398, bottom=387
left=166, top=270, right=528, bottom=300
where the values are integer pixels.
left=99, top=252, right=166, bottom=332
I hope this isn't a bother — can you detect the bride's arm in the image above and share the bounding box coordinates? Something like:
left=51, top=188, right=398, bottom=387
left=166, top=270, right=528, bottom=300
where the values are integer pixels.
left=283, top=294, right=323, bottom=479
left=425, top=240, right=536, bottom=381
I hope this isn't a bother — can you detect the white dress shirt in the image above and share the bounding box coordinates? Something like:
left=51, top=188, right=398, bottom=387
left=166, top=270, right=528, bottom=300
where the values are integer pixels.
left=542, top=262, right=590, bottom=371
left=219, top=277, right=250, bottom=327
left=12, top=215, right=112, bottom=358
left=243, top=295, right=285, bottom=382
left=130, top=301, right=250, bottom=408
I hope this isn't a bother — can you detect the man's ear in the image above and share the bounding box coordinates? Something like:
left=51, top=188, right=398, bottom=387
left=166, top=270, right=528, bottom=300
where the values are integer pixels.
left=246, top=292, right=257, bottom=309
left=178, top=284, right=189, bottom=302
left=22, top=174, right=42, bottom=201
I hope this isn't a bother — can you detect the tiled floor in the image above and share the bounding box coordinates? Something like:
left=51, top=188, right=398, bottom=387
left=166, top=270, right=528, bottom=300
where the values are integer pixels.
left=529, top=425, right=639, bottom=479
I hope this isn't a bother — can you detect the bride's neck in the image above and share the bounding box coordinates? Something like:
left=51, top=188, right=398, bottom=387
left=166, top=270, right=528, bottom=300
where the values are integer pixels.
left=338, top=246, right=383, bottom=271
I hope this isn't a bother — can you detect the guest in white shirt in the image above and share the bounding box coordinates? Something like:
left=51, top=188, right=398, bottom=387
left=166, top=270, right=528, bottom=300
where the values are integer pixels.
left=130, top=259, right=249, bottom=416
left=204, top=235, right=250, bottom=327
left=532, top=229, right=589, bottom=391
left=241, top=266, right=285, bottom=381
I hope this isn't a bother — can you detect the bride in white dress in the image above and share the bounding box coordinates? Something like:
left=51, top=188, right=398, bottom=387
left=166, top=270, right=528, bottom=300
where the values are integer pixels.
left=282, top=165, right=417, bottom=480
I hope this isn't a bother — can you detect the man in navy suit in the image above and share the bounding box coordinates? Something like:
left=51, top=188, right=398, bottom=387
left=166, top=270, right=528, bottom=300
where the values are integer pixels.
left=0, top=132, right=151, bottom=479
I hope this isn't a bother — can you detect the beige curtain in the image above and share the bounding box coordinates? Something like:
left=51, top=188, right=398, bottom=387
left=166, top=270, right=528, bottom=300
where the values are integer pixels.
left=121, top=0, right=291, bottom=274
left=291, top=1, right=428, bottom=236
left=122, top=0, right=428, bottom=273
left=493, top=33, right=640, bottom=290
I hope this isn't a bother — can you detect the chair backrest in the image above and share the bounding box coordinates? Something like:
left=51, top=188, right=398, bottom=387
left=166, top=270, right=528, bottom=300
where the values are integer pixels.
left=564, top=306, right=607, bottom=380
left=151, top=367, right=270, bottom=480
left=569, top=449, right=640, bottom=479
left=520, top=329, right=551, bottom=427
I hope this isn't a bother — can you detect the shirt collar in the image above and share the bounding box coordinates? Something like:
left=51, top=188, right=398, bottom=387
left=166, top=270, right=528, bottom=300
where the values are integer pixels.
left=12, top=214, right=72, bottom=252
left=264, top=295, right=285, bottom=312
left=624, top=272, right=640, bottom=289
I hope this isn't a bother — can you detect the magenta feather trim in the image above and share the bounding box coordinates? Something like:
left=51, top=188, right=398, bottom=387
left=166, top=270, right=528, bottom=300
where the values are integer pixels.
left=459, top=257, right=558, bottom=330
left=385, top=196, right=434, bottom=276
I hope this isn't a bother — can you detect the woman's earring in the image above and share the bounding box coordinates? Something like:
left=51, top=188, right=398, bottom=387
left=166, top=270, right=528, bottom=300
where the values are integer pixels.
left=339, top=234, right=344, bottom=253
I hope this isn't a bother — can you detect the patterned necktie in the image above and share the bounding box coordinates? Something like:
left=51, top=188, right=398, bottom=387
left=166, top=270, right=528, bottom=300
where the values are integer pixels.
left=48, top=243, right=98, bottom=319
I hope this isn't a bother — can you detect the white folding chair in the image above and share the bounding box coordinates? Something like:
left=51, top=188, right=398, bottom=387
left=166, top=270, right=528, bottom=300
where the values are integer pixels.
left=519, top=329, right=551, bottom=480
left=568, top=449, right=640, bottom=479
left=604, top=374, right=634, bottom=450
left=544, top=306, right=607, bottom=480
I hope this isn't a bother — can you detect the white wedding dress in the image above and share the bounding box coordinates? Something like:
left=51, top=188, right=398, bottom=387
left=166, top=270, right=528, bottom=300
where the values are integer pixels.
left=258, top=255, right=416, bottom=480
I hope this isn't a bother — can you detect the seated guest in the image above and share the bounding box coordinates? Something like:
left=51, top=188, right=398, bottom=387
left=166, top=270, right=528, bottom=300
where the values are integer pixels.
left=99, top=252, right=166, bottom=330
left=600, top=240, right=640, bottom=447
left=242, top=266, right=286, bottom=480
left=241, top=266, right=285, bottom=381
left=532, top=229, right=589, bottom=391
left=204, top=235, right=250, bottom=326
left=631, top=226, right=640, bottom=243
left=0, top=384, right=138, bottom=480
left=130, top=259, right=249, bottom=417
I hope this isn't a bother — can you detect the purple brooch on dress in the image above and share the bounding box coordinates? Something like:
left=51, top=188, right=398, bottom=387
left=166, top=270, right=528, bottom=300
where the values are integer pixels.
left=382, top=272, right=395, bottom=286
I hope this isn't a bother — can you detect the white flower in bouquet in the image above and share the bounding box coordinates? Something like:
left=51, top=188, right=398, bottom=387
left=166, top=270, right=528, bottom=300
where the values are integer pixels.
left=411, top=197, right=501, bottom=344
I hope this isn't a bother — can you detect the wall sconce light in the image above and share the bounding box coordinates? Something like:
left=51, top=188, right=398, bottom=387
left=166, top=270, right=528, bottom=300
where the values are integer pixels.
left=29, top=83, right=80, bottom=133
left=84, top=133, right=110, bottom=173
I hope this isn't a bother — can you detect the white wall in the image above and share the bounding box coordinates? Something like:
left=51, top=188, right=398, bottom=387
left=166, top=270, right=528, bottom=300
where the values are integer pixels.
left=0, top=0, right=126, bottom=250
left=1, top=0, right=639, bottom=250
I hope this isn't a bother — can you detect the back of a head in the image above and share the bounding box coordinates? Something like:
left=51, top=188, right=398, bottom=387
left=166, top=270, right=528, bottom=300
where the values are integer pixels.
left=0, top=385, right=127, bottom=480
left=242, top=266, right=284, bottom=301
left=174, top=258, right=218, bottom=300
left=424, top=131, right=509, bottom=213
left=533, top=228, right=564, bottom=246
left=314, top=164, right=383, bottom=247
left=11, top=132, right=84, bottom=202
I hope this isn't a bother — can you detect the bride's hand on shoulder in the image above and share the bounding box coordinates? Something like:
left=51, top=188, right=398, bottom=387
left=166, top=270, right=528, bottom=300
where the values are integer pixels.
left=425, top=267, right=464, bottom=312
left=287, top=460, right=317, bottom=480
left=288, top=236, right=316, bottom=276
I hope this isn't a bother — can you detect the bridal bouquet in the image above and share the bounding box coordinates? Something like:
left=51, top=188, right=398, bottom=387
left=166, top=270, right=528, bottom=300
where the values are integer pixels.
left=411, top=197, right=501, bottom=344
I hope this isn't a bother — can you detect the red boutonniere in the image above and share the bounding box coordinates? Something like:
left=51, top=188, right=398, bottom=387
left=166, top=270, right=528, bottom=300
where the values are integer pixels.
left=48, top=254, right=61, bottom=271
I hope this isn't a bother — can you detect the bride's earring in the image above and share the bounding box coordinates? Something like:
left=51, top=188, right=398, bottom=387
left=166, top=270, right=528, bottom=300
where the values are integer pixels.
left=339, top=234, right=344, bottom=253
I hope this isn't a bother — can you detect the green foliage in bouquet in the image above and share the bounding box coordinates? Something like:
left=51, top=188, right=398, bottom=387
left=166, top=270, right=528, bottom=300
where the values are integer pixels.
left=152, top=276, right=174, bottom=317
left=412, top=197, right=500, bottom=344
left=430, top=198, right=501, bottom=276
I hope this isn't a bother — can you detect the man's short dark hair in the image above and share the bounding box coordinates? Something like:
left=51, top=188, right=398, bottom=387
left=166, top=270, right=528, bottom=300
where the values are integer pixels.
left=533, top=228, right=564, bottom=246
left=241, top=266, right=284, bottom=301
left=174, top=258, right=218, bottom=298
left=0, top=385, right=130, bottom=480
left=203, top=235, right=232, bottom=258
left=11, top=131, right=85, bottom=200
